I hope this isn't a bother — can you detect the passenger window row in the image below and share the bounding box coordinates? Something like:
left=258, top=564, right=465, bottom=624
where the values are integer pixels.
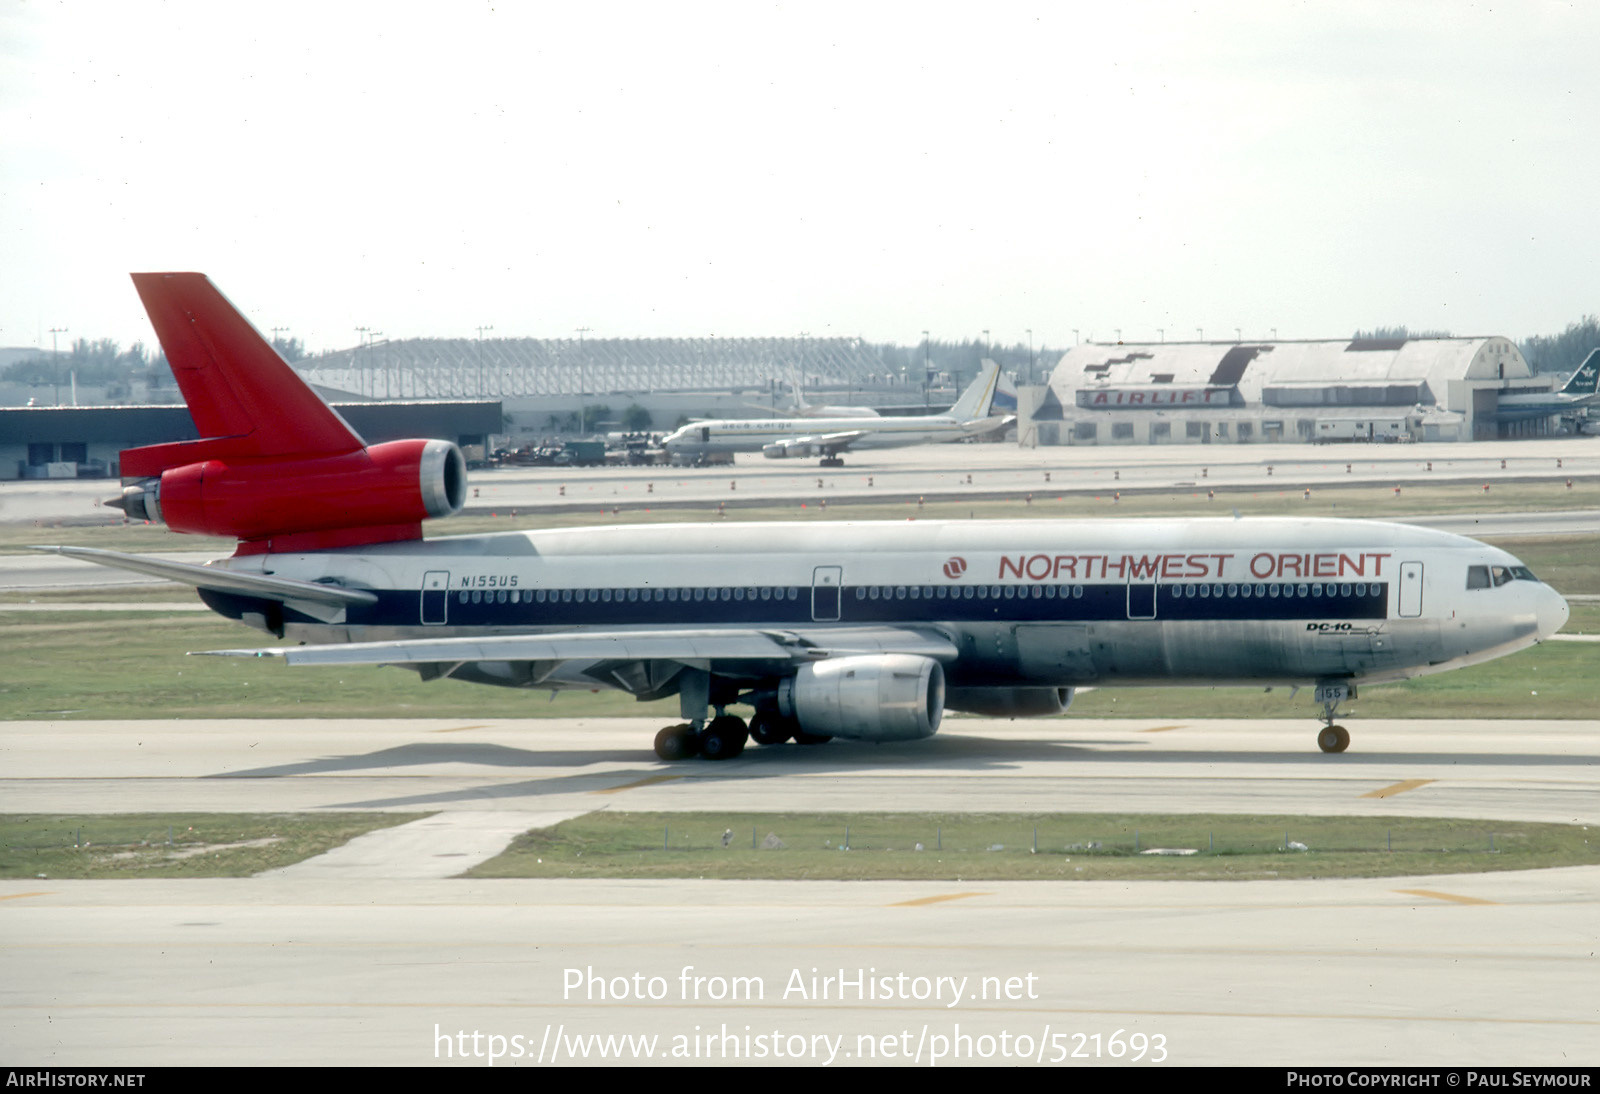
left=457, top=587, right=805, bottom=605
left=1171, top=582, right=1380, bottom=599
left=854, top=584, right=1086, bottom=601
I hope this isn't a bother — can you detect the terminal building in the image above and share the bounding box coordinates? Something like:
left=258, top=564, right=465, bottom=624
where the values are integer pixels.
left=1020, top=337, right=1557, bottom=446
left=0, top=400, right=500, bottom=481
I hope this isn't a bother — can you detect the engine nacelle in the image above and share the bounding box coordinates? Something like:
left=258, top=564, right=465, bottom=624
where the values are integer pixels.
left=114, top=438, right=466, bottom=542
left=945, top=687, right=1074, bottom=718
left=762, top=440, right=814, bottom=459
left=778, top=654, right=944, bottom=741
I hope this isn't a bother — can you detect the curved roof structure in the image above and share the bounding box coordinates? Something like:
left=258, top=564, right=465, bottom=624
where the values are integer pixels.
left=1050, top=337, right=1532, bottom=413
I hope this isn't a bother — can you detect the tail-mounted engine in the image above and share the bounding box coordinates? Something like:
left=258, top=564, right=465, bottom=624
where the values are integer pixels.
left=112, top=438, right=466, bottom=549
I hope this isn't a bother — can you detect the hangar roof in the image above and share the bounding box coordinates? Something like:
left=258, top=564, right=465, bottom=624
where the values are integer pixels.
left=1050, top=337, right=1530, bottom=410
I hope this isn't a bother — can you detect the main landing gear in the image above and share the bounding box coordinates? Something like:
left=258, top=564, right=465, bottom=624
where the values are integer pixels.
left=1314, top=681, right=1354, bottom=753
left=654, top=709, right=832, bottom=761
left=819, top=456, right=844, bottom=468
left=653, top=715, right=750, bottom=761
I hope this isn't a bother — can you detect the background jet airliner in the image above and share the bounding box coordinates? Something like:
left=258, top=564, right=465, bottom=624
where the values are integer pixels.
left=1494, top=349, right=1600, bottom=423
left=662, top=361, right=1010, bottom=466
left=758, top=366, right=1019, bottom=421
left=48, top=274, right=1568, bottom=762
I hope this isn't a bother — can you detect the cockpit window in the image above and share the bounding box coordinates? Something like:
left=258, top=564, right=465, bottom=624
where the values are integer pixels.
left=1468, top=564, right=1541, bottom=589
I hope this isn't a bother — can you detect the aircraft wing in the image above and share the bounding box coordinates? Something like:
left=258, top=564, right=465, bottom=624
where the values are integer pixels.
left=34, top=545, right=378, bottom=608
left=201, top=625, right=959, bottom=668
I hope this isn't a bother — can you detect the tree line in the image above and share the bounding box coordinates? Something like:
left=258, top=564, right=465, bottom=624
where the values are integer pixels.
left=5, top=320, right=1595, bottom=396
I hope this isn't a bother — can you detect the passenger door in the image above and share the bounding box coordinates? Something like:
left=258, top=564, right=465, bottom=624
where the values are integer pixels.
left=1398, top=562, right=1423, bottom=618
left=421, top=570, right=450, bottom=625
left=812, top=566, right=842, bottom=621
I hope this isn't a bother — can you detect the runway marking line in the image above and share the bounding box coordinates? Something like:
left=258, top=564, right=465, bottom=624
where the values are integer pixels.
left=591, top=775, right=687, bottom=795
left=431, top=725, right=492, bottom=734
left=887, top=892, right=991, bottom=907
left=1141, top=724, right=1186, bottom=733
left=1362, top=778, right=1436, bottom=799
left=1393, top=889, right=1500, bottom=906
left=0, top=892, right=52, bottom=902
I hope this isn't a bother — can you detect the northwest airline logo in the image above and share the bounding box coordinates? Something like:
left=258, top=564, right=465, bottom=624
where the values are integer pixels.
left=943, top=557, right=968, bottom=580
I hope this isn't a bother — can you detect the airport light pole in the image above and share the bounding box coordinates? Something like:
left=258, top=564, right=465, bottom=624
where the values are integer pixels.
left=49, top=327, right=67, bottom=406
left=1027, top=329, right=1033, bottom=384
left=364, top=330, right=384, bottom=397
left=922, top=330, right=931, bottom=409
left=576, top=327, right=590, bottom=397
left=354, top=327, right=370, bottom=397
left=476, top=325, right=493, bottom=398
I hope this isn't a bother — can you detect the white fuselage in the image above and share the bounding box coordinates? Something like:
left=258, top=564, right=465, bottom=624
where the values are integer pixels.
left=210, top=517, right=1566, bottom=693
left=660, top=413, right=1005, bottom=456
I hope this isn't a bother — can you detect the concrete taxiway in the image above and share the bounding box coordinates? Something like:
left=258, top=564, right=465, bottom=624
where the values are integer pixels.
left=5, top=868, right=1598, bottom=1067
left=2, top=716, right=1598, bottom=1066
left=7, top=434, right=1597, bottom=528
left=3, top=717, right=1598, bottom=826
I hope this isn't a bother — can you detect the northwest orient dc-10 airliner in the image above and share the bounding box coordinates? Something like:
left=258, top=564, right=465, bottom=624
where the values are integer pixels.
left=44, top=274, right=1568, bottom=761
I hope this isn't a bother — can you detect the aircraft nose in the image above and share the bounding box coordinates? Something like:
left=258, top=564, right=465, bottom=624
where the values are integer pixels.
left=1535, top=584, right=1569, bottom=642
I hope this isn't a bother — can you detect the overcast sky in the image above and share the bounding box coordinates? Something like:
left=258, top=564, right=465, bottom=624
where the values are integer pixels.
left=2, top=1, right=1596, bottom=355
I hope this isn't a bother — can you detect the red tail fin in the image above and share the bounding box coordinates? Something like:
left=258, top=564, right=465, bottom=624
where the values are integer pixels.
left=127, top=272, right=363, bottom=471
left=116, top=273, right=465, bottom=551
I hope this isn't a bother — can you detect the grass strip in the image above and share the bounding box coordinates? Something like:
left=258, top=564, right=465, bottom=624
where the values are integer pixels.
left=469, top=810, right=1600, bottom=882
left=0, top=812, right=425, bottom=879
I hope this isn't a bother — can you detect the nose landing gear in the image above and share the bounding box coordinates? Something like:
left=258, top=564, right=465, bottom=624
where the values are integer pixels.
left=1317, top=724, right=1351, bottom=753
left=1314, top=681, right=1354, bottom=753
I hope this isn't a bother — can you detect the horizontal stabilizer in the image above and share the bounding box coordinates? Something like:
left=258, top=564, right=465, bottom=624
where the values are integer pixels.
left=36, top=546, right=377, bottom=607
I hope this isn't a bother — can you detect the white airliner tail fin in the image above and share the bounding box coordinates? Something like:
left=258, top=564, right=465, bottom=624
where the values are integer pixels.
left=1559, top=349, right=1600, bottom=395
left=947, top=360, right=1002, bottom=421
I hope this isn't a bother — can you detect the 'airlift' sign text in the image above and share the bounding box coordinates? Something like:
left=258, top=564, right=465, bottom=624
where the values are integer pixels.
left=996, top=552, right=1393, bottom=582
left=1076, top=387, right=1235, bottom=408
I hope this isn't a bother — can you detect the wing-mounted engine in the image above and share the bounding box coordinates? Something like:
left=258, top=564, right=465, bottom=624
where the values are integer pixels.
left=777, top=654, right=945, bottom=741
left=762, top=439, right=815, bottom=459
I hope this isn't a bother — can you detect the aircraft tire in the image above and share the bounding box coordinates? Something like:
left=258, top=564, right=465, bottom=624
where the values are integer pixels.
left=1317, top=725, right=1350, bottom=754
left=749, top=712, right=793, bottom=746
left=791, top=730, right=833, bottom=746
left=700, top=716, right=749, bottom=761
left=654, top=724, right=700, bottom=762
